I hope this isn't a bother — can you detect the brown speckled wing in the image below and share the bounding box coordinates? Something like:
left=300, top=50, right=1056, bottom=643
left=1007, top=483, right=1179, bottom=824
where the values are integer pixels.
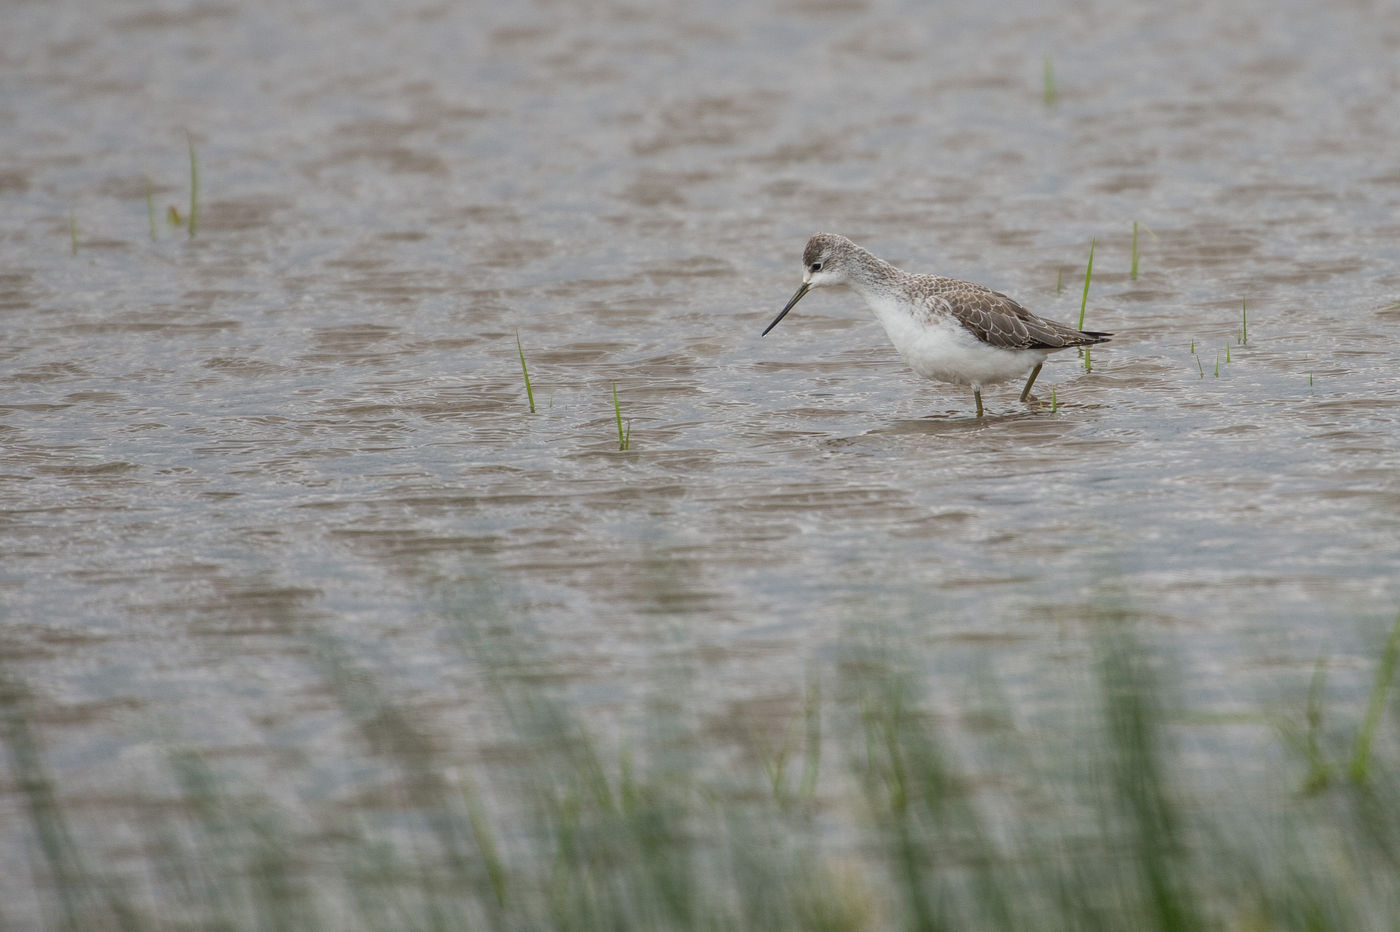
left=933, top=279, right=1110, bottom=350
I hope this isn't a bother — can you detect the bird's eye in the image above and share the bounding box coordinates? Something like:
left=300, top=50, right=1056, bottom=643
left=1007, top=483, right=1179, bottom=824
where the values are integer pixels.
left=809, top=262, right=823, bottom=273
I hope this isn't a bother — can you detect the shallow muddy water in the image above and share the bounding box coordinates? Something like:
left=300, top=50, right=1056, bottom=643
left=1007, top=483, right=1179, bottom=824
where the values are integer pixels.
left=4, top=0, right=1400, bottom=921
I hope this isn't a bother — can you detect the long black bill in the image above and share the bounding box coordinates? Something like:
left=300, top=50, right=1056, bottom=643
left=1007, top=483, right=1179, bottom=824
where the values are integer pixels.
left=762, top=282, right=810, bottom=336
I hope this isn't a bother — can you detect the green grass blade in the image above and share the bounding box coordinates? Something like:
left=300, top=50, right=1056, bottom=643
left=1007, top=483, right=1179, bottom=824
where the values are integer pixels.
left=1042, top=54, right=1057, bottom=107
left=613, top=381, right=630, bottom=451
left=459, top=777, right=508, bottom=907
left=516, top=331, right=536, bottom=413
left=69, top=211, right=78, bottom=256
left=798, top=676, right=821, bottom=799
left=1300, top=659, right=1332, bottom=793
left=1349, top=612, right=1400, bottom=782
left=1240, top=298, right=1247, bottom=345
left=1, top=674, right=104, bottom=929
left=1077, top=237, right=1095, bottom=331
left=1098, top=634, right=1206, bottom=932
left=1079, top=238, right=1096, bottom=372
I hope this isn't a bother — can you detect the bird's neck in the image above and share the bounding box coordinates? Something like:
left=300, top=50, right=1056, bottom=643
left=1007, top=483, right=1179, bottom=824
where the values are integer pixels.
left=844, top=246, right=908, bottom=300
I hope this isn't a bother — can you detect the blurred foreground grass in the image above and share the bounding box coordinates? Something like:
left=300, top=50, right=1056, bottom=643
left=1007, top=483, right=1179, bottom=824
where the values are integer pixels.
left=3, top=607, right=1399, bottom=931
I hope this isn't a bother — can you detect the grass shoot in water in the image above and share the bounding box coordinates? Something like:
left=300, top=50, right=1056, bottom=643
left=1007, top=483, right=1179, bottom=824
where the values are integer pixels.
left=613, top=381, right=631, bottom=451
left=1299, top=660, right=1332, bottom=793
left=1240, top=297, right=1248, bottom=345
left=516, top=331, right=535, bottom=414
left=1349, top=612, right=1400, bottom=783
left=1077, top=237, right=1095, bottom=331
left=753, top=678, right=822, bottom=804
left=1079, top=237, right=1095, bottom=371
left=69, top=211, right=77, bottom=256
left=1042, top=54, right=1057, bottom=107
left=5, top=608, right=1400, bottom=930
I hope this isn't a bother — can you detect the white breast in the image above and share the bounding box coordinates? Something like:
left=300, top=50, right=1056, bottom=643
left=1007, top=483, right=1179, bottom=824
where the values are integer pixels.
left=863, top=292, right=1047, bottom=388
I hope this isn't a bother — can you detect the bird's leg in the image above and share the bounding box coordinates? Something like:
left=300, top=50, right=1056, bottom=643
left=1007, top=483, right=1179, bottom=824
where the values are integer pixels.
left=1019, top=363, right=1044, bottom=403
left=973, top=387, right=984, bottom=418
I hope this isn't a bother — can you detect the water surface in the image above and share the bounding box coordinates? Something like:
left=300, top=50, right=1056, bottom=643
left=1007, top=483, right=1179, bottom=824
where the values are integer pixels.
left=3, top=0, right=1400, bottom=921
